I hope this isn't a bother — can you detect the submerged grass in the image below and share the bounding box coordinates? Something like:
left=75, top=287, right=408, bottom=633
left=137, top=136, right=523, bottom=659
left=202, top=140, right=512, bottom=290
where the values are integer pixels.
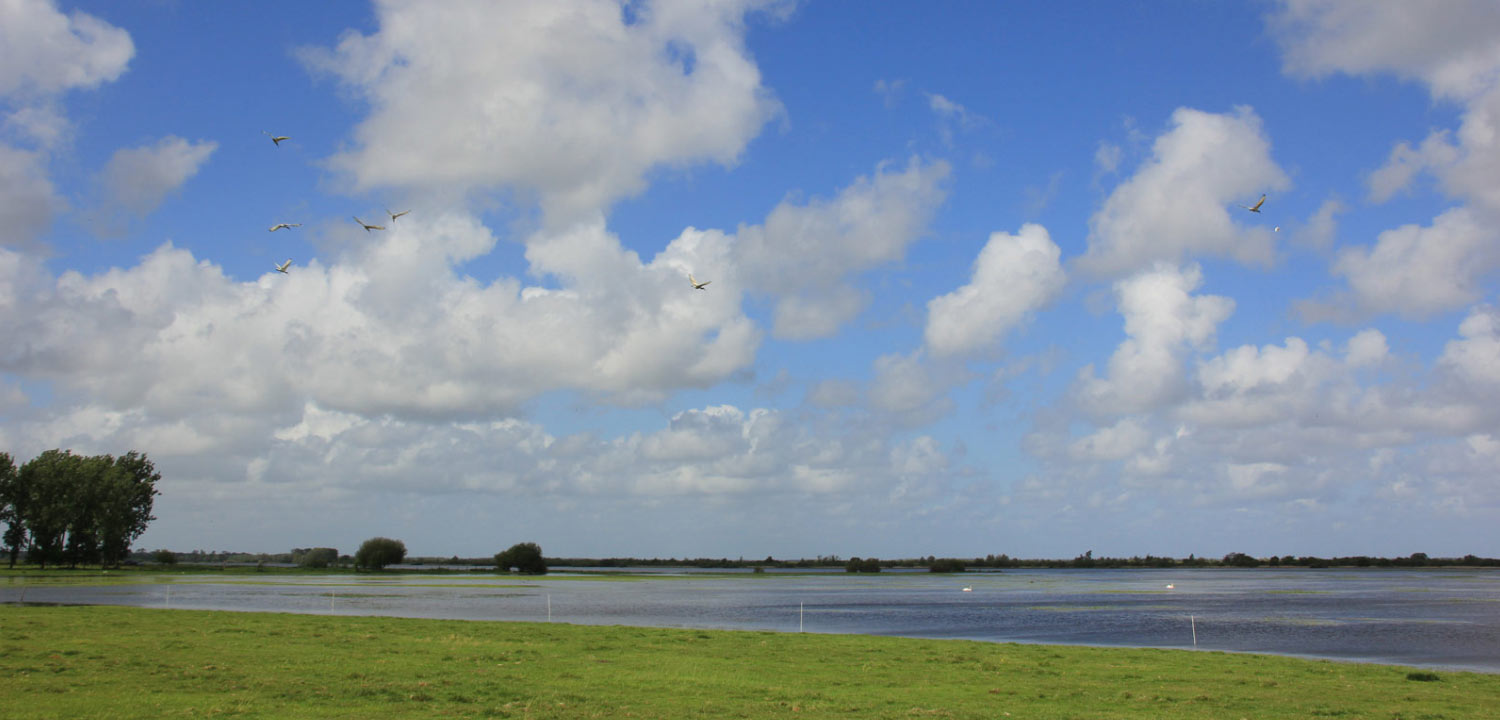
left=2, top=604, right=1497, bottom=719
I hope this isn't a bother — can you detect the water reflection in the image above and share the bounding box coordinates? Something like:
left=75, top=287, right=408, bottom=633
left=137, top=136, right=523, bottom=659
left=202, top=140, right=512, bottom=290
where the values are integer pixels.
left=6, top=568, right=1497, bottom=673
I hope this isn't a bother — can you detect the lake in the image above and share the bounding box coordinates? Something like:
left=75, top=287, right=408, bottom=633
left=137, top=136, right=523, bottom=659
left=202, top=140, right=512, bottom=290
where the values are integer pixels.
left=6, top=567, right=1497, bottom=673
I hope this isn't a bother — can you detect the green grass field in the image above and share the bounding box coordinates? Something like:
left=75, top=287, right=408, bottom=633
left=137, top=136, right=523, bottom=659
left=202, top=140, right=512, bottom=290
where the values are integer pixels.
left=2, top=605, right=1496, bottom=719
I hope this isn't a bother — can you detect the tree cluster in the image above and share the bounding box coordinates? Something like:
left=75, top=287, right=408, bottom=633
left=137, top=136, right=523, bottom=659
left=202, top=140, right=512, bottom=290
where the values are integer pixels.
left=293, top=547, right=339, bottom=568
left=495, top=542, right=547, bottom=574
left=844, top=557, right=882, bottom=573
left=0, top=449, right=160, bottom=569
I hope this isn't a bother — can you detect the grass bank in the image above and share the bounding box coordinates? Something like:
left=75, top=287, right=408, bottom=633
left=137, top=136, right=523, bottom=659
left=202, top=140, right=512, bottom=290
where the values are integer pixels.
left=3, top=605, right=1496, bottom=719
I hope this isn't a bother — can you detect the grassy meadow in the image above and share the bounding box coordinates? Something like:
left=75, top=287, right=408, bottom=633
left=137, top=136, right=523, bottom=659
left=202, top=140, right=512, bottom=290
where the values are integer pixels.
left=2, top=604, right=1497, bottom=719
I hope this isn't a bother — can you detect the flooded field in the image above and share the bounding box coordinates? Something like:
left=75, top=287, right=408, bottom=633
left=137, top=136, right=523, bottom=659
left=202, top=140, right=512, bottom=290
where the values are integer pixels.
left=6, top=567, right=1497, bottom=672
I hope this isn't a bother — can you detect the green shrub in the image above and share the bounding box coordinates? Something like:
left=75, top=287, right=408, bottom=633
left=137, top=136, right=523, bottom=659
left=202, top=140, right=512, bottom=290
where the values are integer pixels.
left=354, top=537, right=406, bottom=570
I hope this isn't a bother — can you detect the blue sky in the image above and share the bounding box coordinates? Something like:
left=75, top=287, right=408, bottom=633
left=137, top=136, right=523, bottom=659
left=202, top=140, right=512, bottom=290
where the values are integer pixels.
left=3, top=0, right=1498, bottom=560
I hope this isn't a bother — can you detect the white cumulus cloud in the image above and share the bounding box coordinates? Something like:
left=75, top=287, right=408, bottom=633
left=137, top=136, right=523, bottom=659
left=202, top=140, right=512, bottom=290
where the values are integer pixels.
left=1325, top=207, right=1495, bottom=319
left=0, top=143, right=61, bottom=248
left=0, top=0, right=133, bottom=96
left=303, top=0, right=782, bottom=222
left=1274, top=0, right=1500, bottom=101
left=1276, top=1, right=1500, bottom=322
left=1069, top=417, right=1151, bottom=461
left=0, top=210, right=762, bottom=422
left=925, top=223, right=1064, bottom=357
left=1344, top=328, right=1388, bottom=368
left=1078, top=106, right=1289, bottom=276
left=1, top=0, right=134, bottom=248
left=1074, top=263, right=1234, bottom=415
left=734, top=157, right=950, bottom=339
left=98, top=136, right=218, bottom=216
left=1439, top=306, right=1500, bottom=389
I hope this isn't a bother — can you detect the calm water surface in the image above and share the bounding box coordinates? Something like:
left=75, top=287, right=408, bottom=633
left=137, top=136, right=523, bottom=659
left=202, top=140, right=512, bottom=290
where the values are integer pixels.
left=7, top=568, right=1497, bottom=673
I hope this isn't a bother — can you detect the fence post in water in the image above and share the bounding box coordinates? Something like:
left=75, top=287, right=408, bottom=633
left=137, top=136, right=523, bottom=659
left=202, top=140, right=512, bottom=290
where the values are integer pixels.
left=547, top=594, right=552, bottom=622
left=1191, top=615, right=1197, bottom=647
left=330, top=588, right=336, bottom=612
left=799, top=602, right=804, bottom=633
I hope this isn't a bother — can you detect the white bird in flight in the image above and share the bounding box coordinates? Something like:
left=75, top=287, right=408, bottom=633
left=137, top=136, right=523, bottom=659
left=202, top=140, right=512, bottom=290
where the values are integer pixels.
left=353, top=216, right=385, bottom=232
left=263, top=131, right=289, bottom=146
left=275, top=259, right=292, bottom=274
left=268, top=223, right=301, bottom=232
left=386, top=208, right=410, bottom=222
left=689, top=273, right=711, bottom=290
left=1238, top=194, right=1266, bottom=213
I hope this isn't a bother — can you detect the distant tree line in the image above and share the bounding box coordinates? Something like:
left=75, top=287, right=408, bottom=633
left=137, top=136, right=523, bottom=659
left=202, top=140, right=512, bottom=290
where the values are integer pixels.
left=967, top=551, right=1500, bottom=569
left=0, top=450, right=160, bottom=569
left=515, top=552, right=1500, bottom=571
left=114, top=545, right=1500, bottom=572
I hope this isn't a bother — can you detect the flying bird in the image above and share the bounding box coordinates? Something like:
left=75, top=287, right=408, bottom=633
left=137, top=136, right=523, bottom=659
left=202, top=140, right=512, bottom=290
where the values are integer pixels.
left=262, top=131, right=290, bottom=146
left=1274, top=226, right=1281, bottom=233
left=1239, top=194, right=1266, bottom=213
left=689, top=273, right=711, bottom=290
left=275, top=259, right=292, bottom=274
left=268, top=223, right=301, bottom=232
left=386, top=208, right=410, bottom=222
left=353, top=216, right=385, bottom=231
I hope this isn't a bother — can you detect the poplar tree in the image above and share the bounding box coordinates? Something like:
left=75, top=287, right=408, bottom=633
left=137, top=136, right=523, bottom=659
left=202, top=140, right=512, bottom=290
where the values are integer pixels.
left=0, top=449, right=159, bottom=568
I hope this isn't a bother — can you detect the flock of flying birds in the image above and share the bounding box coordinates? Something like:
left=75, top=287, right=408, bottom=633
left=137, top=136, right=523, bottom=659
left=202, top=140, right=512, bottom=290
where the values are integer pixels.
left=259, top=130, right=1274, bottom=287
left=261, top=130, right=711, bottom=289
left=261, top=131, right=409, bottom=274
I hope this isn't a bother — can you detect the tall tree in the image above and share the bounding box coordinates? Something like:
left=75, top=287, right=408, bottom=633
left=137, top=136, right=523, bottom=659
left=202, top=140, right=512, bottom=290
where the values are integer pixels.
left=7, top=449, right=161, bottom=568
left=98, top=452, right=159, bottom=567
left=0, top=452, right=21, bottom=568
left=18, top=450, right=83, bottom=569
left=63, top=454, right=119, bottom=568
